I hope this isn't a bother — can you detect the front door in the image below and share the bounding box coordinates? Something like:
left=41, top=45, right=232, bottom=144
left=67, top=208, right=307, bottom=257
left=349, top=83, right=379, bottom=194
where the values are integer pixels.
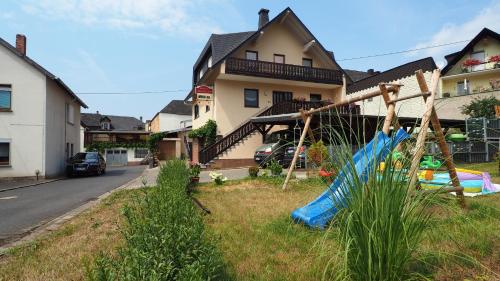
left=272, top=91, right=293, bottom=104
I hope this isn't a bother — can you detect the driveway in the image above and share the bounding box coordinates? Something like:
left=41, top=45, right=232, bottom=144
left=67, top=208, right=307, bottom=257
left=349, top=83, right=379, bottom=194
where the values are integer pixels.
left=0, top=166, right=144, bottom=246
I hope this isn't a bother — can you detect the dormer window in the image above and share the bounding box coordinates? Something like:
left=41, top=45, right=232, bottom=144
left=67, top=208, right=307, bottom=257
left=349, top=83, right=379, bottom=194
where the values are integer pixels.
left=101, top=121, right=110, bottom=130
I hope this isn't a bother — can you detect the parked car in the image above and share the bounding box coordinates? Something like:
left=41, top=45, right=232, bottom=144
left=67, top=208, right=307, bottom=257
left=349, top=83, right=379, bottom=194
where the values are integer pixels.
left=282, top=145, right=308, bottom=168
left=254, top=130, right=296, bottom=166
left=66, top=152, right=106, bottom=176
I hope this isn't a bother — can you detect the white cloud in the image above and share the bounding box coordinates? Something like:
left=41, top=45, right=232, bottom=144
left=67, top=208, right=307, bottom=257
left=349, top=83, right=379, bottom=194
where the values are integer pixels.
left=410, top=2, right=500, bottom=67
left=19, top=0, right=225, bottom=40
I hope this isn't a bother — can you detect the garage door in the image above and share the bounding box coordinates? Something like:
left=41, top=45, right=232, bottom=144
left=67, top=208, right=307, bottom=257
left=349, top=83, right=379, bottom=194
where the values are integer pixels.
left=106, top=149, right=128, bottom=166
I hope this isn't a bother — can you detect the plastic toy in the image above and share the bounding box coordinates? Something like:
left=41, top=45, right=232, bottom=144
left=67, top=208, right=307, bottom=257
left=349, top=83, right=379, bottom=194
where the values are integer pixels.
left=420, top=156, right=441, bottom=169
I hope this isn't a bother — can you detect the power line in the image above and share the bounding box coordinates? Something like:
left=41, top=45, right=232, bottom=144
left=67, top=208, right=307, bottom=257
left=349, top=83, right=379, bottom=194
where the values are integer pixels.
left=77, top=89, right=189, bottom=95
left=337, top=39, right=470, bottom=61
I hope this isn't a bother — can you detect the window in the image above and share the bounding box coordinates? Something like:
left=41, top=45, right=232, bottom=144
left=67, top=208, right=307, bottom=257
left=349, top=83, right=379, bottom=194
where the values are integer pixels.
left=65, top=103, right=74, bottom=124
left=244, top=89, right=259, bottom=108
left=274, top=54, right=285, bottom=64
left=194, top=104, right=199, bottom=119
left=0, top=142, right=10, bottom=166
left=101, top=122, right=110, bottom=130
left=208, top=56, right=213, bottom=67
left=245, top=51, right=258, bottom=61
left=310, top=94, right=322, bottom=101
left=302, top=58, right=313, bottom=67
left=0, top=85, right=12, bottom=111
left=66, top=142, right=70, bottom=160
left=199, top=68, right=204, bottom=79
left=471, top=51, right=485, bottom=71
left=206, top=105, right=210, bottom=112
left=134, top=148, right=148, bottom=158
left=70, top=143, right=74, bottom=158
left=457, top=80, right=470, bottom=96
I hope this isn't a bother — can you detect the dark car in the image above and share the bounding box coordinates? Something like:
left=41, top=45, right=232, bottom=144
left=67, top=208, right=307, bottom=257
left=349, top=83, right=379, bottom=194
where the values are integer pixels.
left=66, top=152, right=106, bottom=176
left=282, top=145, right=308, bottom=168
left=254, top=130, right=296, bottom=166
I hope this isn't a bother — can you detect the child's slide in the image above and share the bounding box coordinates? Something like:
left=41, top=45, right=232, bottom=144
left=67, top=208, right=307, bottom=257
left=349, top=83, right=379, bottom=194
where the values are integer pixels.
left=291, top=128, right=410, bottom=229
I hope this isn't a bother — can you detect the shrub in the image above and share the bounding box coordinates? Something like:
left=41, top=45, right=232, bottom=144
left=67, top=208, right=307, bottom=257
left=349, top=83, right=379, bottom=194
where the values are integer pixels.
left=189, top=162, right=201, bottom=178
left=209, top=171, right=227, bottom=185
left=307, top=140, right=329, bottom=167
left=328, top=136, right=439, bottom=281
left=267, top=159, right=283, bottom=176
left=87, top=160, right=227, bottom=280
left=248, top=166, right=259, bottom=178
left=188, top=120, right=217, bottom=147
left=460, top=96, right=500, bottom=118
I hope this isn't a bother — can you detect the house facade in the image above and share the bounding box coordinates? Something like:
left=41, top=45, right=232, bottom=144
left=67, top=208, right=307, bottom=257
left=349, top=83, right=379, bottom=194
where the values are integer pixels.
left=186, top=8, right=351, bottom=167
left=149, top=100, right=192, bottom=133
left=81, top=113, right=149, bottom=166
left=0, top=34, right=87, bottom=178
left=438, top=28, right=500, bottom=120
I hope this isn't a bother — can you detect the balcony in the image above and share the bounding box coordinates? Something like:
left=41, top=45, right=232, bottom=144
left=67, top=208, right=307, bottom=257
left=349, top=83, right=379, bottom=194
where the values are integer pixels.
left=225, top=57, right=343, bottom=85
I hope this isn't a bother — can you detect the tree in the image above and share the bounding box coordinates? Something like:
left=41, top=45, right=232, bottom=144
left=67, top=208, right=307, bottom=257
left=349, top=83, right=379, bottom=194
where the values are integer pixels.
left=461, top=96, right=500, bottom=118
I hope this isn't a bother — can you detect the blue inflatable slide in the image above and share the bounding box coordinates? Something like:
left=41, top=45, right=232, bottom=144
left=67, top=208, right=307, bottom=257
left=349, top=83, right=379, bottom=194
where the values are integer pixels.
left=291, top=128, right=410, bottom=228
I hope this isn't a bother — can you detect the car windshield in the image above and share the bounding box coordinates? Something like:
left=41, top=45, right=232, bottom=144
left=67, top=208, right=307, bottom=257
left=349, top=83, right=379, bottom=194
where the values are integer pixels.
left=73, top=153, right=98, bottom=160
left=264, top=131, right=291, bottom=144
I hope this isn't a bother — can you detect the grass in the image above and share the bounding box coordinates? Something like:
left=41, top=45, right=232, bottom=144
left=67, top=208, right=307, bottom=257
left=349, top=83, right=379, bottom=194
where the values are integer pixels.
left=0, top=162, right=498, bottom=280
left=0, top=189, right=135, bottom=281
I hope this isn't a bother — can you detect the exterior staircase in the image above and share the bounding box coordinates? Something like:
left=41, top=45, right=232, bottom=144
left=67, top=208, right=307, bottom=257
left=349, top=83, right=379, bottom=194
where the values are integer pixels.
left=199, top=101, right=359, bottom=165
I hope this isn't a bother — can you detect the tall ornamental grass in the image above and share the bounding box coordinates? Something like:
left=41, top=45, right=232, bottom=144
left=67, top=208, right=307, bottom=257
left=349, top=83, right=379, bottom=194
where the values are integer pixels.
left=87, top=160, right=227, bottom=281
left=321, top=121, right=441, bottom=281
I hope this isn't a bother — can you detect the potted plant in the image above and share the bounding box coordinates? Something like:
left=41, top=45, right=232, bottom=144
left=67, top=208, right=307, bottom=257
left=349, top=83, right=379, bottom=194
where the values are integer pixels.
left=189, top=162, right=201, bottom=184
left=489, top=55, right=500, bottom=69
left=248, top=166, right=259, bottom=178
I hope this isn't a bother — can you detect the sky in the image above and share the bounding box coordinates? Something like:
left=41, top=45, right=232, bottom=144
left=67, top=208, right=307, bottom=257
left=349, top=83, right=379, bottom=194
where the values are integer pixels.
left=1, top=0, right=499, bottom=120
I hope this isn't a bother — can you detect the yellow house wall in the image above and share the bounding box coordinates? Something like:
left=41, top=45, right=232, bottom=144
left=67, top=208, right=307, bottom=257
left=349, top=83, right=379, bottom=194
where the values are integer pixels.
left=213, top=79, right=341, bottom=135
left=442, top=71, right=500, bottom=96
left=232, top=23, right=334, bottom=69
left=435, top=91, right=499, bottom=120
left=446, top=36, right=500, bottom=76
left=192, top=99, right=215, bottom=130
left=150, top=114, right=160, bottom=133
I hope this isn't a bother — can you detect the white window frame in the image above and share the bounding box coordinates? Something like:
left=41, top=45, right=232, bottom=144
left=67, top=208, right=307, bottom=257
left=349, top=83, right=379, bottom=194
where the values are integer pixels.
left=0, top=85, right=12, bottom=111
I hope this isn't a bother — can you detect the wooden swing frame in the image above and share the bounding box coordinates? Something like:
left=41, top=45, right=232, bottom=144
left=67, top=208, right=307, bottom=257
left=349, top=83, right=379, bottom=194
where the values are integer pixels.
left=281, top=69, right=465, bottom=206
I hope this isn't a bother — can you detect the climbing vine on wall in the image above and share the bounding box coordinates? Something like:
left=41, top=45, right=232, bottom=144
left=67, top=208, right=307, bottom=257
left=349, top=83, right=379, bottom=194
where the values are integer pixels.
left=86, top=142, right=148, bottom=153
left=188, top=119, right=217, bottom=147
left=148, top=132, right=168, bottom=152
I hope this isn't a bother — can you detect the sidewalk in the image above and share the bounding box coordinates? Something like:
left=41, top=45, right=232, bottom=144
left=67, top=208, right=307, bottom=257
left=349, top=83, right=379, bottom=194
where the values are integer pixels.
left=0, top=178, right=62, bottom=192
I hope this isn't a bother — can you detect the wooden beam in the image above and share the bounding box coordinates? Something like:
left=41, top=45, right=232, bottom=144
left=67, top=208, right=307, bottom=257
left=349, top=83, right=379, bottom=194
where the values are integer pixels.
left=380, top=83, right=399, bottom=134
left=304, top=85, right=399, bottom=117
left=303, top=40, right=316, bottom=53
left=388, top=92, right=430, bottom=104
left=414, top=70, right=465, bottom=204
left=408, top=69, right=441, bottom=189
left=283, top=114, right=312, bottom=190
left=300, top=109, right=316, bottom=143
left=279, top=10, right=290, bottom=24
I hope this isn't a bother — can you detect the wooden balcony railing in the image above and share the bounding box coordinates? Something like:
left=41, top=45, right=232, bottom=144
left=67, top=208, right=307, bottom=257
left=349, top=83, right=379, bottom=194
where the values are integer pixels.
left=225, top=57, right=343, bottom=85
left=198, top=100, right=359, bottom=164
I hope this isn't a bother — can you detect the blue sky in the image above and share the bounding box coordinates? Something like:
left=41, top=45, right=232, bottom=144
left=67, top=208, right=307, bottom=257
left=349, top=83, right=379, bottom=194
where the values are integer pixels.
left=1, top=0, right=499, bottom=120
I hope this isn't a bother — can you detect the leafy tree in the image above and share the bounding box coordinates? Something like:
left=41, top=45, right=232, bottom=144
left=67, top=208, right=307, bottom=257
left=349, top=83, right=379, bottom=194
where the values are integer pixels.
left=461, top=96, right=500, bottom=118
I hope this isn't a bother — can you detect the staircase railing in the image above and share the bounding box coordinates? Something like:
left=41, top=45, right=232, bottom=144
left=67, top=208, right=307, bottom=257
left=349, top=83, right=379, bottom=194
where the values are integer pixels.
left=198, top=101, right=359, bottom=164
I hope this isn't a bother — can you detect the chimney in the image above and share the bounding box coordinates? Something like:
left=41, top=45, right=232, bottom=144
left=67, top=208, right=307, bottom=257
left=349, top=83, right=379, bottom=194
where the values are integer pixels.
left=367, top=69, right=374, bottom=75
left=140, top=116, right=143, bottom=122
left=258, top=8, right=269, bottom=29
left=96, top=110, right=99, bottom=115
left=16, top=34, right=26, bottom=56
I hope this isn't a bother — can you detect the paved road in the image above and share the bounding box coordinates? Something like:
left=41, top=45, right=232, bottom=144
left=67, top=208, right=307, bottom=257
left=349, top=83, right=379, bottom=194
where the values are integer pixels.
left=0, top=166, right=144, bottom=245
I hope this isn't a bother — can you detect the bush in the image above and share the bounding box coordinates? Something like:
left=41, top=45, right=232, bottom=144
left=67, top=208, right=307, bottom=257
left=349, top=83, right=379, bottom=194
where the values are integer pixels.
left=461, top=96, right=500, bottom=118
left=209, top=171, right=227, bottom=185
left=87, top=160, right=227, bottom=281
left=307, top=140, right=329, bottom=167
left=188, top=120, right=217, bottom=147
left=248, top=166, right=259, bottom=178
left=267, top=159, right=283, bottom=176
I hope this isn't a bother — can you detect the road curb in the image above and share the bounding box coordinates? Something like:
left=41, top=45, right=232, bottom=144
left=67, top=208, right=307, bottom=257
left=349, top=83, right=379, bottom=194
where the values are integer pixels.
left=0, top=178, right=64, bottom=193
left=0, top=168, right=151, bottom=255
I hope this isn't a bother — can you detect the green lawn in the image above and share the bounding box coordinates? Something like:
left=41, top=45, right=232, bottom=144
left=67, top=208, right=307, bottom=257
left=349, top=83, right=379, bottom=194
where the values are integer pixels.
left=0, top=162, right=498, bottom=280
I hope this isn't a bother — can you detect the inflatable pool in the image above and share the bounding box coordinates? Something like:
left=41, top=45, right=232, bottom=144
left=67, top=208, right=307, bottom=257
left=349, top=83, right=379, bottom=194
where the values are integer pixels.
left=419, top=169, right=500, bottom=195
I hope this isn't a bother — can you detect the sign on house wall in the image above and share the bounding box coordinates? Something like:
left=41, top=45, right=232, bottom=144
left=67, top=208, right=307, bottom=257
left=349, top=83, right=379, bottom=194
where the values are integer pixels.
left=195, top=85, right=213, bottom=101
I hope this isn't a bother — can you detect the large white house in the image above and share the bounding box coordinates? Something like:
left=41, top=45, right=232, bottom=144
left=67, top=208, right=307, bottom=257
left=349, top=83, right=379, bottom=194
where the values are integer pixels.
left=0, top=34, right=87, bottom=178
left=149, top=100, right=192, bottom=133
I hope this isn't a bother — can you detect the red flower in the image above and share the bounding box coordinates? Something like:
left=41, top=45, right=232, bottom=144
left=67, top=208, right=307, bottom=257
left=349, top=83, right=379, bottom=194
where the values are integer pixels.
left=489, top=55, right=500, bottom=63
left=463, top=58, right=482, bottom=67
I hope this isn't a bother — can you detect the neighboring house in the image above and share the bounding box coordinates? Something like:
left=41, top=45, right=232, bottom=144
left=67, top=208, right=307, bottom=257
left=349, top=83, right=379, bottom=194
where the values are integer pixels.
left=81, top=112, right=149, bottom=166
left=347, top=57, right=438, bottom=118
left=149, top=100, right=192, bottom=133
left=438, top=28, right=500, bottom=120
left=185, top=7, right=355, bottom=167
left=0, top=34, right=87, bottom=178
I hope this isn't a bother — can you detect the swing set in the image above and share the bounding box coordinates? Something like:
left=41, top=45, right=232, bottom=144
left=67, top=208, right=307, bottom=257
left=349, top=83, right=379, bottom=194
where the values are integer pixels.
left=282, top=69, right=466, bottom=206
